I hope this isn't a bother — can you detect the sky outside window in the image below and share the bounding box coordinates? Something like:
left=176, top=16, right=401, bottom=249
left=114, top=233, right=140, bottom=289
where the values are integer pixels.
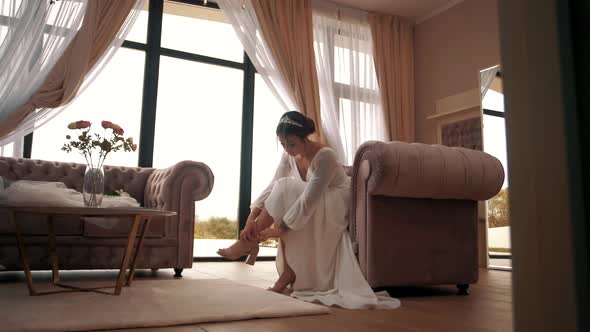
left=482, top=89, right=508, bottom=188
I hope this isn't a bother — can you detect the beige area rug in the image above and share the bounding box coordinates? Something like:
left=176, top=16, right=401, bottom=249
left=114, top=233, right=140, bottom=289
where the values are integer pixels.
left=0, top=278, right=330, bottom=332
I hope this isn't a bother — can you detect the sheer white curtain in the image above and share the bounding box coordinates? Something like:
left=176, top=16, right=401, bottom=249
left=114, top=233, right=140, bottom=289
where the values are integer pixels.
left=313, top=4, right=386, bottom=165
left=0, top=0, right=145, bottom=157
left=0, top=0, right=86, bottom=156
left=216, top=0, right=296, bottom=115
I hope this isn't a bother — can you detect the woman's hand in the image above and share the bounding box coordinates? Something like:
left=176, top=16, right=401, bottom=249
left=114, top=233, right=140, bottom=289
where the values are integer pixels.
left=259, top=224, right=288, bottom=241
left=239, top=222, right=257, bottom=242
left=240, top=209, right=261, bottom=242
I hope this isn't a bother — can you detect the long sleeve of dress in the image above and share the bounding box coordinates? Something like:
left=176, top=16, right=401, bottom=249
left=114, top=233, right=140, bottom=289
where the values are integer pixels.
left=250, top=152, right=291, bottom=209
left=283, top=149, right=338, bottom=231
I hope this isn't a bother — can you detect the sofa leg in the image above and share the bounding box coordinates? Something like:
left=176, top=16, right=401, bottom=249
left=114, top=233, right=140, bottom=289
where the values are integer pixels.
left=174, top=268, right=183, bottom=278
left=457, top=284, right=469, bottom=295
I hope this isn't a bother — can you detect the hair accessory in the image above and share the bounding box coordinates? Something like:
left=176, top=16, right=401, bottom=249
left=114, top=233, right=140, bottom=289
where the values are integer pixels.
left=279, top=117, right=304, bottom=128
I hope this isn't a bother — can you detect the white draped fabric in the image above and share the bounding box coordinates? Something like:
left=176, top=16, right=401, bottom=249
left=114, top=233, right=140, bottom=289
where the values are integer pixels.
left=0, top=0, right=85, bottom=125
left=0, top=0, right=86, bottom=156
left=216, top=0, right=296, bottom=115
left=312, top=5, right=386, bottom=165
left=0, top=0, right=145, bottom=157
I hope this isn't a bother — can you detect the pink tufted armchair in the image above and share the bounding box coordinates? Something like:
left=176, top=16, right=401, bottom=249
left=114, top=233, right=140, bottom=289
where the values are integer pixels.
left=0, top=157, right=213, bottom=277
left=349, top=141, right=504, bottom=294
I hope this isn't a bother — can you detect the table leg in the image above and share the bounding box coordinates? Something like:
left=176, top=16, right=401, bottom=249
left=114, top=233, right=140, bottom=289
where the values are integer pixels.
left=9, top=211, right=36, bottom=296
left=46, top=216, right=60, bottom=284
left=126, top=217, right=151, bottom=286
left=114, top=215, right=141, bottom=295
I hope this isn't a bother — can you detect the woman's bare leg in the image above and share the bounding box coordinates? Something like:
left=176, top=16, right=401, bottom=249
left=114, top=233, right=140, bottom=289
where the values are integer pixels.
left=255, top=209, right=297, bottom=289
left=269, top=238, right=296, bottom=294
left=253, top=208, right=276, bottom=235
left=217, top=208, right=275, bottom=261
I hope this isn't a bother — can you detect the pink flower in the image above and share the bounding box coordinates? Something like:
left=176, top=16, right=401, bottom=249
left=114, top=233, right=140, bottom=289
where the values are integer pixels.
left=63, top=119, right=136, bottom=167
left=67, top=120, right=91, bottom=129
left=102, top=120, right=124, bottom=135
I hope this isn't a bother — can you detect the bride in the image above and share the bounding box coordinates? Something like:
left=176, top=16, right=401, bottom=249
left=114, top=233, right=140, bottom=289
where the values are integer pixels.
left=217, top=111, right=399, bottom=309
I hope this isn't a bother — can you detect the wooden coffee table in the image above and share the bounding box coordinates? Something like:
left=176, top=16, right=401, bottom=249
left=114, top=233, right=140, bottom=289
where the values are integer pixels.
left=0, top=204, right=176, bottom=296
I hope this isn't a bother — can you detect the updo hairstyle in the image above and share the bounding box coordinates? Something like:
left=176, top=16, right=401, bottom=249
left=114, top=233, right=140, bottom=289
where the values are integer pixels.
left=275, top=111, right=316, bottom=139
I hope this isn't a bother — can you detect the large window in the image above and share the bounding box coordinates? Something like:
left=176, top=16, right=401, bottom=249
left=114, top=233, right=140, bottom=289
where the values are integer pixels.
left=154, top=56, right=244, bottom=257
left=25, top=1, right=280, bottom=259
left=154, top=2, right=249, bottom=258
left=482, top=75, right=511, bottom=269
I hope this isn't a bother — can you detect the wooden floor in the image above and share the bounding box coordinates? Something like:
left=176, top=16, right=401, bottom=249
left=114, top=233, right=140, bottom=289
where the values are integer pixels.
left=0, top=262, right=513, bottom=332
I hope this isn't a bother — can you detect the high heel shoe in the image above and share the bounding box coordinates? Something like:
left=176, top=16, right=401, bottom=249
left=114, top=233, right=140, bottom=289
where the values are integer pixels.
left=267, top=269, right=296, bottom=294
left=217, top=239, right=259, bottom=265
left=245, top=246, right=259, bottom=265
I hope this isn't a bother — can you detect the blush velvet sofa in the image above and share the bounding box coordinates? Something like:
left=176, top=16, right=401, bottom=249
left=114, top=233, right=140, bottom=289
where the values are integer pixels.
left=0, top=157, right=214, bottom=277
left=349, top=141, right=504, bottom=294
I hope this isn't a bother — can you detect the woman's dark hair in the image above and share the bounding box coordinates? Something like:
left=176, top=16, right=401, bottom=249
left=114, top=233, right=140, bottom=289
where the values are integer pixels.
left=275, top=111, right=316, bottom=139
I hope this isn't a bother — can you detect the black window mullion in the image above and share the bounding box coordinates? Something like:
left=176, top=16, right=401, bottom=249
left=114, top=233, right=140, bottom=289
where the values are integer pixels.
left=122, top=40, right=148, bottom=52
left=138, top=0, right=163, bottom=167
left=22, top=133, right=33, bottom=159
left=160, top=47, right=245, bottom=70
left=483, top=108, right=505, bottom=118
left=237, top=53, right=256, bottom=233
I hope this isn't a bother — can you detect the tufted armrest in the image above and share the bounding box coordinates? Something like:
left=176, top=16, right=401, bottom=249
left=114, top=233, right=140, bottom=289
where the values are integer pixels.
left=349, top=141, right=504, bottom=254
left=143, top=161, right=214, bottom=267
left=352, top=141, right=504, bottom=201
left=143, top=161, right=214, bottom=212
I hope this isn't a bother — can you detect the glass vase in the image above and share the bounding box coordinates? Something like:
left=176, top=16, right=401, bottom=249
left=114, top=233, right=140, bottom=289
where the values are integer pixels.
left=83, top=166, right=104, bottom=208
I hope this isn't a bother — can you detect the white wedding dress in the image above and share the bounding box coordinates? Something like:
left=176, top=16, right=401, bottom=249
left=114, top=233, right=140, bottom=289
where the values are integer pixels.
left=251, top=147, right=400, bottom=309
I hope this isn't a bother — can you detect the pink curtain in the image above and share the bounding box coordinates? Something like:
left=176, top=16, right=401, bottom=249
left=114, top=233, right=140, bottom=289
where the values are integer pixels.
left=0, top=0, right=138, bottom=138
left=369, top=14, right=415, bottom=142
left=251, top=0, right=324, bottom=142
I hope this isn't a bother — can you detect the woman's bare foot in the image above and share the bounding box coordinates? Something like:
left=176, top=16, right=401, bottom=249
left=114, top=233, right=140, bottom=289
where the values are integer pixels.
left=268, top=266, right=296, bottom=294
left=217, top=239, right=259, bottom=265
